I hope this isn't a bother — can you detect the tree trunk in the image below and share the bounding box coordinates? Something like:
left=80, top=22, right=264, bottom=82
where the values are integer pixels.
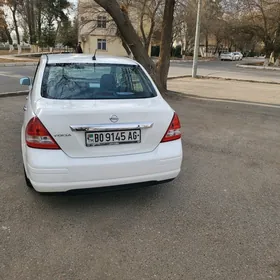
left=17, top=44, right=22, bottom=54
left=263, top=58, right=269, bottom=67
left=205, top=33, right=208, bottom=54
left=4, top=26, right=13, bottom=45
left=264, top=40, right=274, bottom=59
left=11, top=8, right=20, bottom=45
left=94, top=0, right=163, bottom=91
left=25, top=0, right=37, bottom=44
left=139, top=4, right=147, bottom=48
left=55, top=21, right=61, bottom=45
left=145, top=18, right=155, bottom=53
left=116, top=28, right=131, bottom=56
left=9, top=44, right=14, bottom=53
left=31, top=0, right=36, bottom=43
left=156, top=0, right=176, bottom=90
left=25, top=0, right=32, bottom=44
left=121, top=37, right=131, bottom=56
left=139, top=1, right=157, bottom=54
left=36, top=0, right=42, bottom=43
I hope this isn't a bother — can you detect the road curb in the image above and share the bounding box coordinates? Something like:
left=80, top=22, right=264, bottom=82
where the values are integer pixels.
left=236, top=64, right=280, bottom=71
left=0, top=90, right=28, bottom=98
left=168, top=75, right=280, bottom=85
left=168, top=75, right=192, bottom=80
left=169, top=59, right=214, bottom=63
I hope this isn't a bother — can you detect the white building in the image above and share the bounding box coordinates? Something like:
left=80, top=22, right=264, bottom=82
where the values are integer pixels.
left=78, top=0, right=129, bottom=56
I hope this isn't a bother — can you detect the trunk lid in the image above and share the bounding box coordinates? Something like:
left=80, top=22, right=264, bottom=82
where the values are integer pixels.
left=34, top=97, right=173, bottom=158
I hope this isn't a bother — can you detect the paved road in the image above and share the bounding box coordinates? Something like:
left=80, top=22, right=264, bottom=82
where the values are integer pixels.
left=0, top=66, right=36, bottom=93
left=1, top=95, right=280, bottom=279
left=169, top=59, right=280, bottom=83
left=0, top=59, right=279, bottom=93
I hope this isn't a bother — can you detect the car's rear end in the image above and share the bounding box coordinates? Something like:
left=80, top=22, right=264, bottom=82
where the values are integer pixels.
left=221, top=52, right=234, bottom=61
left=21, top=55, right=183, bottom=192
left=233, top=52, right=243, bottom=60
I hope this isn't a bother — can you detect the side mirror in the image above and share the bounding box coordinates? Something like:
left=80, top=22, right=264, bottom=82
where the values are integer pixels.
left=20, top=77, right=31, bottom=86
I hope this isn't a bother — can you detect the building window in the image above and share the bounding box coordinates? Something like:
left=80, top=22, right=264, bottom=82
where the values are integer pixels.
left=97, top=16, right=107, bottom=28
left=97, top=39, right=107, bottom=50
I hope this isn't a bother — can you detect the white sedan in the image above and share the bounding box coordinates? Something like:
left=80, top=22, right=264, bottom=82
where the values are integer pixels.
left=233, top=52, right=243, bottom=60
left=20, top=54, right=183, bottom=192
left=221, top=52, right=243, bottom=61
left=220, top=52, right=235, bottom=61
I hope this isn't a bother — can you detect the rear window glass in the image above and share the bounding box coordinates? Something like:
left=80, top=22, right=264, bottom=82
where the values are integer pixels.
left=41, top=63, right=157, bottom=100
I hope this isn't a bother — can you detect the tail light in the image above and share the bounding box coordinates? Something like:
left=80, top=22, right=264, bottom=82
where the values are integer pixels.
left=25, top=117, right=60, bottom=149
left=161, top=113, right=181, bottom=142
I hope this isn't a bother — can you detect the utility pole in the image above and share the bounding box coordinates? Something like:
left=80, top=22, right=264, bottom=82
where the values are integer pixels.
left=192, top=0, right=202, bottom=78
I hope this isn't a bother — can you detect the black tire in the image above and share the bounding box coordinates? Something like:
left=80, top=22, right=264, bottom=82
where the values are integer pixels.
left=156, top=178, right=176, bottom=185
left=24, top=167, right=33, bottom=188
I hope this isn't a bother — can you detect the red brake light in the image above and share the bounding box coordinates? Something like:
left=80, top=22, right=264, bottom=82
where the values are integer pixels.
left=161, top=113, right=181, bottom=142
left=25, top=117, right=60, bottom=149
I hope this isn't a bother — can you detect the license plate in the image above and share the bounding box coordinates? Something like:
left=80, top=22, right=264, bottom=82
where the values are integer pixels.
left=85, top=130, right=141, bottom=146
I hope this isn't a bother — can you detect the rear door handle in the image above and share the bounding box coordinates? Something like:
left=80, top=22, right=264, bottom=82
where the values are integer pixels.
left=23, top=105, right=27, bottom=111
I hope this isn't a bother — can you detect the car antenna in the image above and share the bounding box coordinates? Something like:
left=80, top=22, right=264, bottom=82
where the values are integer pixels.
left=92, top=49, right=98, bottom=60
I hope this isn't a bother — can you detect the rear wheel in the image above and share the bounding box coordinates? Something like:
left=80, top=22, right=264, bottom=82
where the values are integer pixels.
left=23, top=167, right=33, bottom=188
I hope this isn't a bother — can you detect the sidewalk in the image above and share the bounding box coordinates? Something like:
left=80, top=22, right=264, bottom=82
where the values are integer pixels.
left=0, top=54, right=38, bottom=61
left=168, top=77, right=280, bottom=106
left=0, top=54, right=38, bottom=66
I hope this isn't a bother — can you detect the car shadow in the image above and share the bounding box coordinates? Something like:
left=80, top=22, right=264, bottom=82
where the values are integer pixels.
left=27, top=181, right=175, bottom=212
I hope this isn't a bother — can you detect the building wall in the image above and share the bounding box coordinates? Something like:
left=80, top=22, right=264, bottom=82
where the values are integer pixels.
left=78, top=0, right=129, bottom=56
left=78, top=0, right=151, bottom=57
left=81, top=35, right=128, bottom=57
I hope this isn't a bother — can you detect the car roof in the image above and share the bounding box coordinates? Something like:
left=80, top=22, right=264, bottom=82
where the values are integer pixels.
left=41, top=54, right=138, bottom=65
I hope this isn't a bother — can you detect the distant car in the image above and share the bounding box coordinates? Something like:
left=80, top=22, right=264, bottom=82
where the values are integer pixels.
left=20, top=54, right=183, bottom=193
left=220, top=52, right=235, bottom=61
left=233, top=52, right=243, bottom=61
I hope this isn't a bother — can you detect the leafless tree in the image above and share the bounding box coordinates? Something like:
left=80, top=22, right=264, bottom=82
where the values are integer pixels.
left=93, top=0, right=176, bottom=91
left=0, top=0, right=22, bottom=52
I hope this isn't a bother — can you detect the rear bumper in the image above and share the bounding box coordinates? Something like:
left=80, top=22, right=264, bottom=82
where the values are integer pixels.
left=23, top=140, right=183, bottom=192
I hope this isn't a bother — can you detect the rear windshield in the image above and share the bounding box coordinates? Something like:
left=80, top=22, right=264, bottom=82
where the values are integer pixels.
left=41, top=63, right=157, bottom=100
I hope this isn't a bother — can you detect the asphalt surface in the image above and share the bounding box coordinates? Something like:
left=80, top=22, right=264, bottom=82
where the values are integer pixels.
left=169, top=59, right=280, bottom=83
left=1, top=95, right=280, bottom=279
left=0, top=66, right=36, bottom=93
left=0, top=59, right=279, bottom=93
